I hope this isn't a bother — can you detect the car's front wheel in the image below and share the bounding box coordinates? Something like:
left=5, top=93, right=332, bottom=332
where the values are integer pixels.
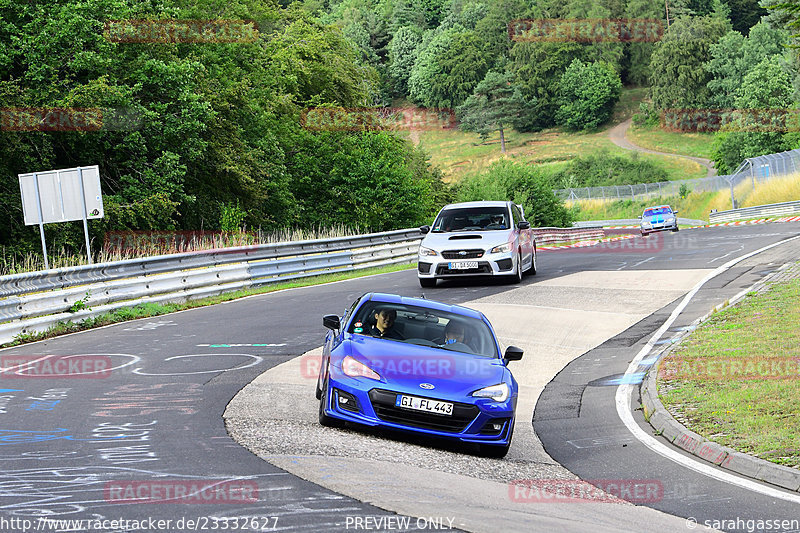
left=479, top=425, right=514, bottom=458
left=419, top=277, right=436, bottom=288
left=526, top=246, right=537, bottom=275
left=480, top=441, right=511, bottom=458
left=508, top=252, right=523, bottom=284
left=318, top=382, right=345, bottom=428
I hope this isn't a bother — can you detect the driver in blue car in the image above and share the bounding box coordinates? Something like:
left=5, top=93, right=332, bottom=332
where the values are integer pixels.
left=370, top=308, right=405, bottom=340
left=444, top=320, right=466, bottom=345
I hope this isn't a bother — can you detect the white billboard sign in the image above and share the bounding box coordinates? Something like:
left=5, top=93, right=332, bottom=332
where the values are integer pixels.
left=18, top=165, right=103, bottom=269
left=19, top=165, right=103, bottom=225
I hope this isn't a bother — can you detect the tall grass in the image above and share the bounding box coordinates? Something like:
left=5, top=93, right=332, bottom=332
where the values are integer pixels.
left=0, top=225, right=360, bottom=276
left=741, top=172, right=800, bottom=208
left=569, top=172, right=800, bottom=222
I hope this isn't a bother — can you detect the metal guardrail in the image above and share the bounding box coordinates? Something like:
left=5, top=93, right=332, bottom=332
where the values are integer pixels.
left=709, top=200, right=800, bottom=224
left=0, top=226, right=597, bottom=345
left=572, top=218, right=707, bottom=228
left=534, top=227, right=603, bottom=244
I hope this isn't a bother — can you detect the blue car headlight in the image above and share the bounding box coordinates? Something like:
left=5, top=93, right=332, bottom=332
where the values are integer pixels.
left=472, top=383, right=510, bottom=402
left=342, top=356, right=381, bottom=381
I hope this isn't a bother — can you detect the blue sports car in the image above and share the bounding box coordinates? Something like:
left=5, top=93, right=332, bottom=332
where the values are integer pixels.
left=317, top=292, right=523, bottom=458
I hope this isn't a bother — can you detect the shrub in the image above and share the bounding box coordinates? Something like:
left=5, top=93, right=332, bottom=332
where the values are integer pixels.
left=455, top=161, right=575, bottom=227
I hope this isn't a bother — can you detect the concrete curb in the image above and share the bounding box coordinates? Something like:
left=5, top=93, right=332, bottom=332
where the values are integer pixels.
left=640, top=261, right=800, bottom=493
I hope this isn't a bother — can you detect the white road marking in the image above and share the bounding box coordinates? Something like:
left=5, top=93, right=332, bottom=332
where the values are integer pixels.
left=631, top=256, right=656, bottom=269
left=196, top=343, right=286, bottom=347
left=132, top=353, right=263, bottom=376
left=707, top=245, right=744, bottom=264
left=615, top=234, right=800, bottom=504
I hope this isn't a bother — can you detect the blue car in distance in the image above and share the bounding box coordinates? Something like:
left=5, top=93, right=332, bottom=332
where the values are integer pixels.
left=639, top=205, right=679, bottom=236
left=317, top=293, right=523, bottom=458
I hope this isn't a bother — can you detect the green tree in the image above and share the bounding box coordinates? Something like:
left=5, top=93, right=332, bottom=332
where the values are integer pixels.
left=456, top=71, right=530, bottom=152
left=284, top=131, right=439, bottom=230
left=456, top=160, right=575, bottom=227
left=728, top=0, right=767, bottom=34
left=508, top=41, right=586, bottom=130
left=388, top=26, right=421, bottom=96
left=711, top=56, right=795, bottom=172
left=649, top=16, right=729, bottom=109
left=706, top=22, right=788, bottom=107
left=551, top=151, right=670, bottom=187
left=624, top=0, right=665, bottom=85
left=556, top=59, right=622, bottom=131
left=408, top=27, right=492, bottom=108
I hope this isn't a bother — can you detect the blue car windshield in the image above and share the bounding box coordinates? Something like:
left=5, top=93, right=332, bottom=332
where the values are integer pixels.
left=348, top=301, right=499, bottom=358
left=431, top=207, right=509, bottom=232
left=643, top=207, right=672, bottom=216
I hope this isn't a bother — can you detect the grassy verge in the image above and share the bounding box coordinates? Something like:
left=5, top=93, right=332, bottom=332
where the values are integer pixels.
left=658, top=273, right=800, bottom=468
left=0, top=225, right=361, bottom=276
left=570, top=171, right=800, bottom=221
left=627, top=124, right=715, bottom=160
left=410, top=128, right=707, bottom=183
left=569, top=191, right=730, bottom=221
left=0, top=262, right=415, bottom=349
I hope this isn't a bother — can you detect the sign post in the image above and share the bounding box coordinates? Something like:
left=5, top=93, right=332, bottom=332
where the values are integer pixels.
left=31, top=172, right=49, bottom=270
left=19, top=165, right=104, bottom=268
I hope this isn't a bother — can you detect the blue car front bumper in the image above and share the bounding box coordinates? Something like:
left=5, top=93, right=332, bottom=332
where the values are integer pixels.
left=322, top=377, right=516, bottom=445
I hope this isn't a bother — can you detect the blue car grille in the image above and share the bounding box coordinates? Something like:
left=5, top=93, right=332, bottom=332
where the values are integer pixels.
left=368, top=389, right=479, bottom=433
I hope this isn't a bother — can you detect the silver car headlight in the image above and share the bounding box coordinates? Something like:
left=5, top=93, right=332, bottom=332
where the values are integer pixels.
left=641, top=221, right=651, bottom=228
left=419, top=246, right=438, bottom=257
left=472, top=383, right=510, bottom=402
left=666, top=217, right=675, bottom=223
left=489, top=242, right=512, bottom=254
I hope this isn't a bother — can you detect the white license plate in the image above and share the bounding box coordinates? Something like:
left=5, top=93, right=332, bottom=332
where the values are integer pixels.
left=396, top=395, right=453, bottom=416
left=448, top=261, right=478, bottom=270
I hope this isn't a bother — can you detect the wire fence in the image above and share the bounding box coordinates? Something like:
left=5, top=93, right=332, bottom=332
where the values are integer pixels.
left=553, top=148, right=800, bottom=202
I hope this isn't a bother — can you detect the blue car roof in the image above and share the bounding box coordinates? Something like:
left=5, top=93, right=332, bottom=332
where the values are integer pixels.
left=365, top=293, right=485, bottom=320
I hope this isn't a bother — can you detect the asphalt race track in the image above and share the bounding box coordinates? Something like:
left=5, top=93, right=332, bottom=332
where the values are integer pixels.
left=1, top=223, right=799, bottom=532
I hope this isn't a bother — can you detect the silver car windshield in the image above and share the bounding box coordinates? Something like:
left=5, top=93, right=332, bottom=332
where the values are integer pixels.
left=348, top=301, right=499, bottom=358
left=431, top=207, right=510, bottom=232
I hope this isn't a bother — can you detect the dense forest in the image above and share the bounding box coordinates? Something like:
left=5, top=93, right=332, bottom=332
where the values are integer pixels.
left=0, top=0, right=798, bottom=259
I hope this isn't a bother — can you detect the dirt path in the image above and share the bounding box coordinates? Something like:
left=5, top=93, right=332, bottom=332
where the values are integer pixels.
left=609, top=118, right=717, bottom=177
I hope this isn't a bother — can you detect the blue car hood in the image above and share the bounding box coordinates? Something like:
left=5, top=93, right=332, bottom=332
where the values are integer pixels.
left=339, top=336, right=509, bottom=394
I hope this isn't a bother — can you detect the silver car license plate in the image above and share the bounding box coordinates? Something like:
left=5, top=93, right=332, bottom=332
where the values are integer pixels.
left=448, top=261, right=478, bottom=269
